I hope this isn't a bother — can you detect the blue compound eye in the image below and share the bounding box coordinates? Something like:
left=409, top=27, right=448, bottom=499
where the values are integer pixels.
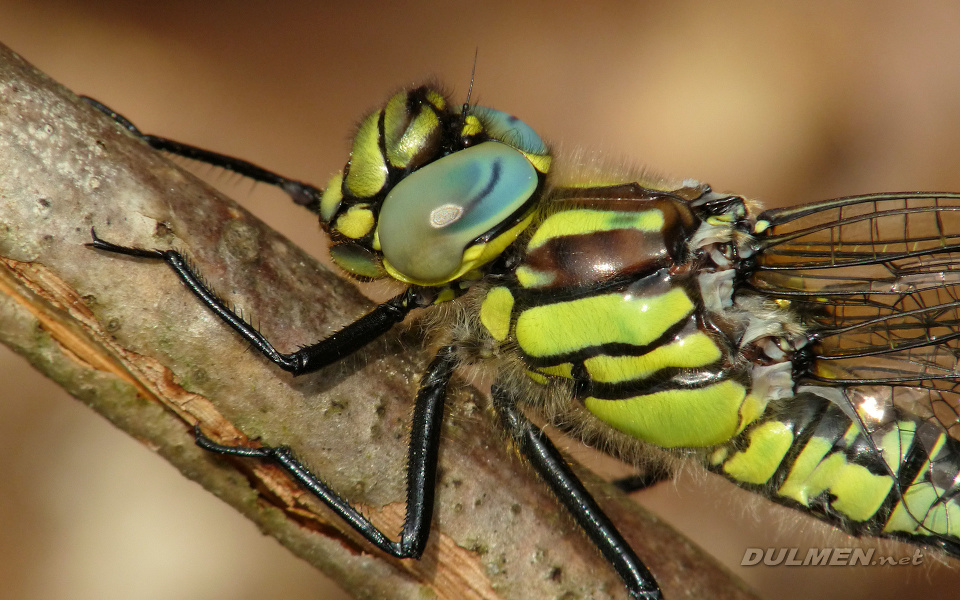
left=377, top=141, right=538, bottom=285
left=470, top=106, right=548, bottom=156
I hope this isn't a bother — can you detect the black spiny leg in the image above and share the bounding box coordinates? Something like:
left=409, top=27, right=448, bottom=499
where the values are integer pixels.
left=492, top=385, right=662, bottom=600
left=87, top=229, right=415, bottom=375
left=198, top=345, right=457, bottom=557
left=81, top=96, right=323, bottom=213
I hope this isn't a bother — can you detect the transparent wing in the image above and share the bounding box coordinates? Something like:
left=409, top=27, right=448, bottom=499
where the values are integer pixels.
left=751, top=192, right=960, bottom=438
left=749, top=193, right=960, bottom=545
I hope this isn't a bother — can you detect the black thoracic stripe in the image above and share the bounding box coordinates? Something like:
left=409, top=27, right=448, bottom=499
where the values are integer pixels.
left=509, top=271, right=664, bottom=305
left=407, top=86, right=432, bottom=114
left=519, top=313, right=698, bottom=369
left=511, top=260, right=698, bottom=304
left=583, top=365, right=739, bottom=401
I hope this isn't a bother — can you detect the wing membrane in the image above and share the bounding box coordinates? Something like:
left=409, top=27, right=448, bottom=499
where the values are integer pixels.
left=751, top=193, right=960, bottom=440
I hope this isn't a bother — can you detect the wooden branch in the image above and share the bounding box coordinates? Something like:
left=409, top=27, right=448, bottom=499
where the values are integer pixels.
left=0, top=43, right=759, bottom=600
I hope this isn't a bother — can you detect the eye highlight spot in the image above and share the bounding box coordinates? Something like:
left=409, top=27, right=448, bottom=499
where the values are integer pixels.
left=430, top=204, right=464, bottom=228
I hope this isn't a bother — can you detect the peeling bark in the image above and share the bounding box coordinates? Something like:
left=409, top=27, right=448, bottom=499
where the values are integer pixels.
left=0, top=44, right=758, bottom=600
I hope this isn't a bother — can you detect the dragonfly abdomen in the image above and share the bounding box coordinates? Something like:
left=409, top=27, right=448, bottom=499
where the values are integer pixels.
left=711, top=390, right=960, bottom=554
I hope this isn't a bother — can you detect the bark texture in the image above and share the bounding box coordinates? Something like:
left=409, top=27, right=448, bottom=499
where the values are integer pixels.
left=0, top=43, right=758, bottom=600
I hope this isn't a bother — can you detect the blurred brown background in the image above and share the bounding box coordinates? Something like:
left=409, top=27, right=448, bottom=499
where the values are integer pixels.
left=3, top=1, right=960, bottom=599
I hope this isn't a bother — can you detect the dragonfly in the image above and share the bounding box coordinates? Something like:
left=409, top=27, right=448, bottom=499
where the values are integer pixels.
left=82, top=85, right=960, bottom=599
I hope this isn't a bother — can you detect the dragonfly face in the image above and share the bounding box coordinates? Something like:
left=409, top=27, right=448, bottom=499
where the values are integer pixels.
left=86, top=85, right=960, bottom=599
left=319, top=87, right=549, bottom=287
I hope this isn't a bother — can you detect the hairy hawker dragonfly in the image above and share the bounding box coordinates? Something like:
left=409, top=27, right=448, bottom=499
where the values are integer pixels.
left=84, top=86, right=960, bottom=599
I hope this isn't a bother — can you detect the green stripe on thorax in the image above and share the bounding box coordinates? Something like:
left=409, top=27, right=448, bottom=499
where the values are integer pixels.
left=514, top=286, right=694, bottom=359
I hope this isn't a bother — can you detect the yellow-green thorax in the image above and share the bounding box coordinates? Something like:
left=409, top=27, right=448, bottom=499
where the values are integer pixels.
left=478, top=184, right=795, bottom=449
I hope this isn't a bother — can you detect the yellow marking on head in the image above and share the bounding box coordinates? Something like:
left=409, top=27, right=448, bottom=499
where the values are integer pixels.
left=527, top=209, right=664, bottom=251
left=383, top=92, right=408, bottom=132
left=319, top=172, right=344, bottom=223
left=387, top=107, right=440, bottom=168
left=425, top=89, right=446, bottom=110
left=462, top=114, right=483, bottom=137
left=453, top=213, right=534, bottom=271
left=584, top=380, right=747, bottom=447
left=584, top=332, right=720, bottom=384
left=479, top=286, right=514, bottom=341
left=383, top=92, right=411, bottom=165
left=345, top=112, right=388, bottom=198
left=522, top=151, right=551, bottom=174
left=329, top=244, right=385, bottom=279
left=516, top=287, right=693, bottom=358
left=335, top=204, right=375, bottom=239
left=461, top=243, right=484, bottom=263
left=722, top=421, right=794, bottom=484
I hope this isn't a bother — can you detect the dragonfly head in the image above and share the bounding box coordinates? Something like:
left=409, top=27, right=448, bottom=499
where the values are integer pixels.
left=319, top=86, right=550, bottom=287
